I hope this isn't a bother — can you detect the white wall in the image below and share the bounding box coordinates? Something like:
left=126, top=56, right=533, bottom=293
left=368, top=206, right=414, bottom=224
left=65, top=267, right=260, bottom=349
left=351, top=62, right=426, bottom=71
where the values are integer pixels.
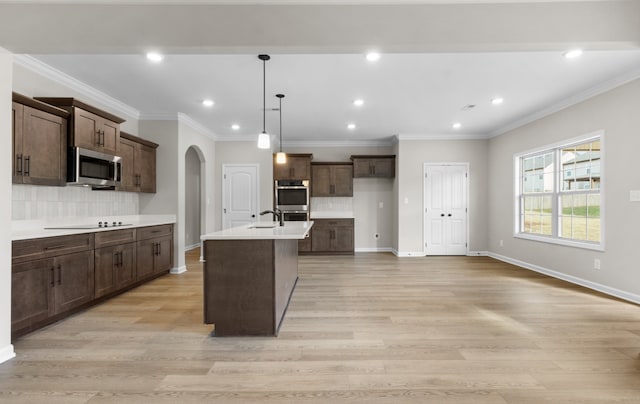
left=138, top=119, right=218, bottom=272
left=1, top=48, right=15, bottom=363
left=488, top=78, right=640, bottom=301
left=177, top=121, right=216, bottom=266
left=12, top=62, right=139, bottom=133
left=11, top=62, right=141, bottom=224
left=283, top=145, right=395, bottom=251
left=396, top=139, right=489, bottom=255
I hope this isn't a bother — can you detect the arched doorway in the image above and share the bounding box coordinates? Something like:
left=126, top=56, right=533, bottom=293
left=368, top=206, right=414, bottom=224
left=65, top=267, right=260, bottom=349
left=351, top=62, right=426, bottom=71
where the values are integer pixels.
left=185, top=146, right=204, bottom=255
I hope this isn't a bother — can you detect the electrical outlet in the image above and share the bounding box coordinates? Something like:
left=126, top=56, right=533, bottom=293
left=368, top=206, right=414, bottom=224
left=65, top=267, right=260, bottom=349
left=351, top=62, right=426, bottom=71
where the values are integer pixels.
left=594, top=258, right=601, bottom=270
left=499, top=239, right=504, bottom=247
left=379, top=202, right=384, bottom=209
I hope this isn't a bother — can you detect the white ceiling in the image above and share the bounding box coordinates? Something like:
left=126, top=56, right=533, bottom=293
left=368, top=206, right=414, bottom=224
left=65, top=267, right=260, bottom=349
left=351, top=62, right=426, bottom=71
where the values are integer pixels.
left=3, top=1, right=640, bottom=144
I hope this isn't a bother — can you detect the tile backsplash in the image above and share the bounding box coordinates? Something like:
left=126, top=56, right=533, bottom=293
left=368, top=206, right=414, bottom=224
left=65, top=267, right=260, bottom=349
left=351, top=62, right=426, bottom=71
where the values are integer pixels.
left=310, top=196, right=353, bottom=213
left=12, top=185, right=139, bottom=221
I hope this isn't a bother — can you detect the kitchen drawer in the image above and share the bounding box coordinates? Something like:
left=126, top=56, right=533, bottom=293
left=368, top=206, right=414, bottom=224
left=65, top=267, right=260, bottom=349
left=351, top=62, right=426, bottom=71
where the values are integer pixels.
left=312, top=218, right=353, bottom=228
left=95, top=228, right=137, bottom=248
left=137, top=224, right=173, bottom=241
left=12, top=233, right=95, bottom=264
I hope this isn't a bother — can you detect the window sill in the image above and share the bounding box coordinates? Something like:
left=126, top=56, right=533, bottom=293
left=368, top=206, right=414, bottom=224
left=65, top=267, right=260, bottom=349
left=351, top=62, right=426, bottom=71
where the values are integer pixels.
left=514, top=233, right=604, bottom=252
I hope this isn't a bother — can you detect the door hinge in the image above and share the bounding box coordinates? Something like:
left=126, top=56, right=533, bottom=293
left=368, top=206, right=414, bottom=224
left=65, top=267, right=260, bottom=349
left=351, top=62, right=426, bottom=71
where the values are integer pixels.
left=465, top=208, right=468, bottom=213
left=425, top=173, right=428, bottom=178
left=465, top=172, right=468, bottom=178
left=223, top=174, right=227, bottom=179
left=465, top=242, right=468, bottom=247
left=425, top=242, right=428, bottom=247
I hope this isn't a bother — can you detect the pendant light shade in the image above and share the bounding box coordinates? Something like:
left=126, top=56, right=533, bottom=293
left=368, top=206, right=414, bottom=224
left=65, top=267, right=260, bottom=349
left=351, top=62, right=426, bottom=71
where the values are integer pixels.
left=257, top=54, right=271, bottom=149
left=275, top=93, right=286, bottom=164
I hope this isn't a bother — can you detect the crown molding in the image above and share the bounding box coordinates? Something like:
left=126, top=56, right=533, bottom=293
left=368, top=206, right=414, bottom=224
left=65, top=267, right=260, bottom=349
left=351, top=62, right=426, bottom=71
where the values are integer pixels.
left=396, top=133, right=490, bottom=141
left=489, top=67, right=640, bottom=138
left=14, top=54, right=140, bottom=120
left=177, top=113, right=218, bottom=140
left=282, top=138, right=396, bottom=148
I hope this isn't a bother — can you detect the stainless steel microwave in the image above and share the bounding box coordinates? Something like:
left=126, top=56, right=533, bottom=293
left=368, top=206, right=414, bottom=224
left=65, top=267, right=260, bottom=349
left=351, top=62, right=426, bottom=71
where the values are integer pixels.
left=67, top=147, right=121, bottom=188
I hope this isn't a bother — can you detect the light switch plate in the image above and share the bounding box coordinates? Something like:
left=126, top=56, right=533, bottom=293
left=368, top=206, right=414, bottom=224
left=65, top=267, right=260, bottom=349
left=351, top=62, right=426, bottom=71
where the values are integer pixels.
left=630, top=190, right=640, bottom=202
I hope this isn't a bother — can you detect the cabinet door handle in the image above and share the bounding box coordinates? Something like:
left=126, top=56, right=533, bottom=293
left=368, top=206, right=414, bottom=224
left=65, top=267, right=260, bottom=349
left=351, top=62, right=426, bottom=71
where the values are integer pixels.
left=50, top=267, right=55, bottom=287
left=57, top=264, right=62, bottom=285
left=16, top=154, right=23, bottom=175
left=24, top=156, right=30, bottom=177
left=101, top=130, right=105, bottom=146
left=96, top=129, right=101, bottom=145
left=372, top=165, right=376, bottom=175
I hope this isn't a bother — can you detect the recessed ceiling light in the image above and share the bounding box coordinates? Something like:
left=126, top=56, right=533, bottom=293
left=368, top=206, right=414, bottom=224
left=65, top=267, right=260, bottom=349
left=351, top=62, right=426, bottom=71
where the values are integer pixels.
left=365, top=52, right=380, bottom=62
left=231, top=124, right=240, bottom=131
left=452, top=122, right=462, bottom=130
left=491, top=97, right=504, bottom=105
left=347, top=123, right=357, bottom=130
left=563, top=49, right=583, bottom=59
left=202, top=99, right=214, bottom=107
left=146, top=52, right=163, bottom=62
left=353, top=99, right=364, bottom=107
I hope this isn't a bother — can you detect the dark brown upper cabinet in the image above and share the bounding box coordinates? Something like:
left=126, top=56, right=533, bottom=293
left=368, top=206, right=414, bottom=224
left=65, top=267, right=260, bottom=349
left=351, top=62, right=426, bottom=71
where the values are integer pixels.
left=35, top=97, right=125, bottom=156
left=12, top=93, right=69, bottom=186
left=311, top=163, right=353, bottom=197
left=351, top=155, right=396, bottom=178
left=119, top=132, right=158, bottom=193
left=273, top=154, right=312, bottom=180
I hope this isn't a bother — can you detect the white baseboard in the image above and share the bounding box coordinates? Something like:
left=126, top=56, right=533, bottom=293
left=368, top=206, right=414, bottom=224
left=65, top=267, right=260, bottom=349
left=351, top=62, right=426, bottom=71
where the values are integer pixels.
left=0, top=344, right=15, bottom=364
left=488, top=252, right=640, bottom=305
left=467, top=251, right=489, bottom=256
left=391, top=249, right=427, bottom=257
left=185, top=244, right=200, bottom=251
left=170, top=266, right=187, bottom=275
left=355, top=247, right=393, bottom=253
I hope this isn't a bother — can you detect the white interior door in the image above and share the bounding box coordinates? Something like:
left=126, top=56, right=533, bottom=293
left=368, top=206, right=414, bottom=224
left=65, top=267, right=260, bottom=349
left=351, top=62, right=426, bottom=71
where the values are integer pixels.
left=222, top=165, right=259, bottom=229
left=424, top=164, right=468, bottom=255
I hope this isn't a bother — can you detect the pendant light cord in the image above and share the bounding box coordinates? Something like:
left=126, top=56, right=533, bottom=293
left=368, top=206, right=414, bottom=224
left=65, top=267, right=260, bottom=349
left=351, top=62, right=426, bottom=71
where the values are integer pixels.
left=262, top=58, right=266, bottom=133
left=279, top=96, right=282, bottom=152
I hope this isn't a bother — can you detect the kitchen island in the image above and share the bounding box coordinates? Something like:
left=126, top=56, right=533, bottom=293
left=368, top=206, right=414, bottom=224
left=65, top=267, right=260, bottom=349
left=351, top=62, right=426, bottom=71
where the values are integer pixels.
left=200, top=221, right=313, bottom=336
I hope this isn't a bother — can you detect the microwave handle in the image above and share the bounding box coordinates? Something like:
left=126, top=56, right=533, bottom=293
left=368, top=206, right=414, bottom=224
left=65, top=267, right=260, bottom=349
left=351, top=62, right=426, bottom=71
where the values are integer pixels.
left=116, top=161, right=122, bottom=182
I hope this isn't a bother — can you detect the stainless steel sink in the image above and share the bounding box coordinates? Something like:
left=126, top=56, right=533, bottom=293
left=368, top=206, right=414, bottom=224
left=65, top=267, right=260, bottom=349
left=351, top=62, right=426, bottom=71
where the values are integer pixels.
left=249, top=224, right=277, bottom=229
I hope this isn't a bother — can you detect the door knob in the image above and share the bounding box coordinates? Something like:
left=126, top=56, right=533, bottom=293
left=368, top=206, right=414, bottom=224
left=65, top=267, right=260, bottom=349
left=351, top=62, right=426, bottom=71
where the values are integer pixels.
left=448, top=214, right=452, bottom=217
left=440, top=214, right=445, bottom=217
left=251, top=214, right=256, bottom=218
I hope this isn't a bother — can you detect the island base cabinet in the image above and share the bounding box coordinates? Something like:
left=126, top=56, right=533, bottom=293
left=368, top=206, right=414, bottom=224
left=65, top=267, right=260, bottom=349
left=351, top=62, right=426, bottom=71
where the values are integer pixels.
left=203, top=239, right=298, bottom=336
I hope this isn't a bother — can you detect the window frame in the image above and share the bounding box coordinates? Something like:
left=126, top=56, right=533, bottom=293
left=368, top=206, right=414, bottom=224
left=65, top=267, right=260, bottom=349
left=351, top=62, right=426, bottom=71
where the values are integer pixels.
left=514, top=131, right=604, bottom=251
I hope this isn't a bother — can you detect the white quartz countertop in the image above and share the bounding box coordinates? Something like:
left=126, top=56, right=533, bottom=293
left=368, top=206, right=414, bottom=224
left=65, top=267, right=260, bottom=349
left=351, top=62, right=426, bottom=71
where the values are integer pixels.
left=201, top=221, right=314, bottom=241
left=310, top=211, right=354, bottom=219
left=12, top=215, right=177, bottom=241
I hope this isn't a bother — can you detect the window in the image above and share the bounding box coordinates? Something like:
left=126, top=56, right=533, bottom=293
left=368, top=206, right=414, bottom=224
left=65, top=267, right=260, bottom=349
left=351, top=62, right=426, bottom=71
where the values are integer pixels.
left=515, top=133, right=603, bottom=250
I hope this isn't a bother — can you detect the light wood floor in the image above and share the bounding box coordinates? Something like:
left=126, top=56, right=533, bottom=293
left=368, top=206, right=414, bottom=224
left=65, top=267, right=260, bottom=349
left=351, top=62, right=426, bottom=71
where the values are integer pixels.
left=2, top=251, right=640, bottom=403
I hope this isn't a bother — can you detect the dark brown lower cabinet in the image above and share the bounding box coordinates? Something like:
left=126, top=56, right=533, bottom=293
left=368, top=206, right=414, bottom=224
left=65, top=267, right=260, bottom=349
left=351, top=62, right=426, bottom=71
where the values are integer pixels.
left=11, top=250, right=94, bottom=335
left=95, top=243, right=136, bottom=298
left=310, top=218, right=354, bottom=254
left=136, top=225, right=174, bottom=280
left=12, top=224, right=174, bottom=340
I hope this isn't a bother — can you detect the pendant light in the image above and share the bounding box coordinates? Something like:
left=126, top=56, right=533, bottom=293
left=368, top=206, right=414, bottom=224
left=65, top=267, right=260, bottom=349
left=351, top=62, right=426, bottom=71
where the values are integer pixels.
left=257, top=54, right=271, bottom=149
left=275, top=93, right=287, bottom=164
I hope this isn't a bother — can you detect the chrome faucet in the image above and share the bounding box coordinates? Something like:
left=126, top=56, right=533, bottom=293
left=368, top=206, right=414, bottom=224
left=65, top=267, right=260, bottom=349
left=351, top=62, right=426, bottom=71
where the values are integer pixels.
left=260, top=208, right=284, bottom=227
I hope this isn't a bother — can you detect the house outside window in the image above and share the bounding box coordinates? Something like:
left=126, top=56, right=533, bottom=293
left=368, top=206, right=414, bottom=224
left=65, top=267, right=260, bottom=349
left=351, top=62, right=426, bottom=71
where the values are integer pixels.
left=515, top=132, right=603, bottom=251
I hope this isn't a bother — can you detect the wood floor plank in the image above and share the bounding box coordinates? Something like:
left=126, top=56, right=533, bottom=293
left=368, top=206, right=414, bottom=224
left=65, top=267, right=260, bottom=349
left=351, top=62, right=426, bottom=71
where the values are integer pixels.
left=1, top=249, right=640, bottom=403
